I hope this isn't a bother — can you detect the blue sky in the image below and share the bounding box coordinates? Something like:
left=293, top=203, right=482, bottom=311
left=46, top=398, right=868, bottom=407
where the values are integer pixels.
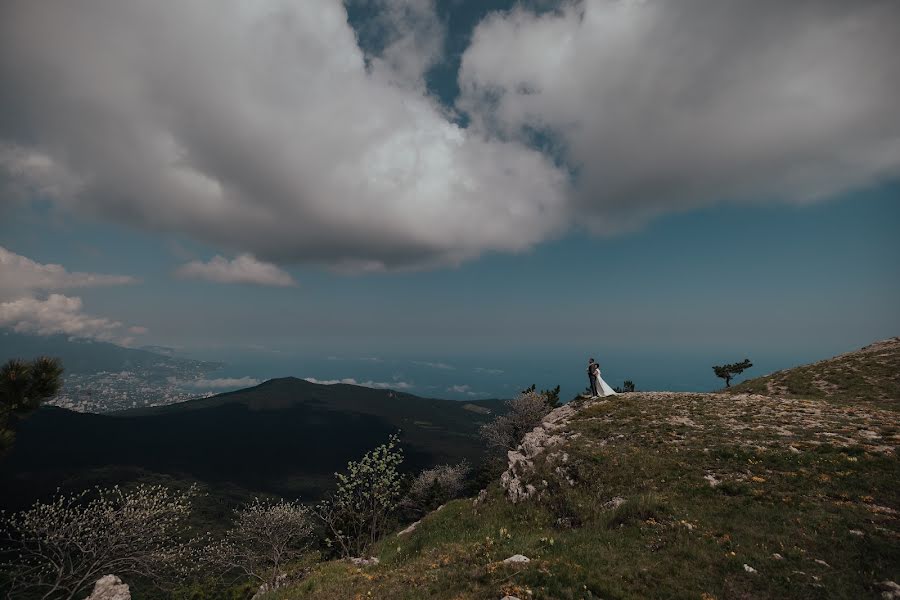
left=1, top=0, right=899, bottom=399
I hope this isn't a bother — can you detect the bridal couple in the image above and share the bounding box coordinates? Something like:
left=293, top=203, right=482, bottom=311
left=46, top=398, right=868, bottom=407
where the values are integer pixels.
left=587, top=358, right=617, bottom=398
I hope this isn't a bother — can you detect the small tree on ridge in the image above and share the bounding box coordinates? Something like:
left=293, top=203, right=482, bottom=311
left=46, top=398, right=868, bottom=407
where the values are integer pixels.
left=713, top=359, right=753, bottom=387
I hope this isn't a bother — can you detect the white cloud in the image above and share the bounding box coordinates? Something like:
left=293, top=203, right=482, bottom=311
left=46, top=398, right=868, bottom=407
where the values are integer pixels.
left=2, top=1, right=897, bottom=269
left=349, top=0, right=446, bottom=89
left=413, top=360, right=455, bottom=370
left=0, top=294, right=125, bottom=342
left=447, top=384, right=471, bottom=393
left=0, top=247, right=144, bottom=344
left=474, top=367, right=504, bottom=375
left=175, top=254, right=296, bottom=287
left=0, top=245, right=137, bottom=300
left=305, top=376, right=413, bottom=390
left=458, top=0, right=900, bottom=232
left=0, top=0, right=568, bottom=272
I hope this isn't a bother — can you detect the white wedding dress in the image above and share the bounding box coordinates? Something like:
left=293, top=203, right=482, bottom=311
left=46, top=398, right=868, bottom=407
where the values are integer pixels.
left=594, top=371, right=618, bottom=397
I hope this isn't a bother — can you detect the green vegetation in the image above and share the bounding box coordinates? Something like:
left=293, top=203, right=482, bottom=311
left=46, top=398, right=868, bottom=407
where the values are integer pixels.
left=731, top=337, right=900, bottom=409
left=275, top=389, right=898, bottom=599
left=0, top=356, right=63, bottom=458
left=3, top=341, right=899, bottom=599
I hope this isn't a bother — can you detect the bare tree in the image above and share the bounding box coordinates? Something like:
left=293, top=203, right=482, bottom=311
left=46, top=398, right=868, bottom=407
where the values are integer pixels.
left=205, top=498, right=314, bottom=591
left=480, top=390, right=553, bottom=451
left=314, top=434, right=403, bottom=558
left=0, top=484, right=200, bottom=600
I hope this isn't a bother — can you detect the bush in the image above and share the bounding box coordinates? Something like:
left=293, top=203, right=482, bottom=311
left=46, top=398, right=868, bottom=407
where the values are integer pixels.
left=480, top=389, right=554, bottom=451
left=314, top=434, right=403, bottom=558
left=405, top=461, right=470, bottom=514
left=205, top=498, right=314, bottom=590
left=0, top=484, right=200, bottom=599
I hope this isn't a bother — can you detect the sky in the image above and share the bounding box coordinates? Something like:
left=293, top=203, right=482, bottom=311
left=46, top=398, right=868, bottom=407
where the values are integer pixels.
left=1, top=0, right=898, bottom=399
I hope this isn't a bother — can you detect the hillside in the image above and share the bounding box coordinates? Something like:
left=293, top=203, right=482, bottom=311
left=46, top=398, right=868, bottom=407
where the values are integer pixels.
left=274, top=347, right=900, bottom=599
left=0, top=378, right=504, bottom=509
left=729, top=337, right=900, bottom=408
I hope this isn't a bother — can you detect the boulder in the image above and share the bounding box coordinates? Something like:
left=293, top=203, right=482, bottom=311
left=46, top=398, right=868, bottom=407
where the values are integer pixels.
left=84, top=575, right=130, bottom=600
left=502, top=554, right=530, bottom=564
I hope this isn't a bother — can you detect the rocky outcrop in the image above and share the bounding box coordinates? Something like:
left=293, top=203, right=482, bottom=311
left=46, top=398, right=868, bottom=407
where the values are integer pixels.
left=500, top=400, right=589, bottom=503
left=84, top=575, right=130, bottom=600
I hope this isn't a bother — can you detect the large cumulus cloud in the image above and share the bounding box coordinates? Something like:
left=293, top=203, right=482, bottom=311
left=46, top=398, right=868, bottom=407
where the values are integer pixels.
left=1, top=0, right=898, bottom=270
left=0, top=0, right=569, bottom=271
left=459, top=0, right=900, bottom=232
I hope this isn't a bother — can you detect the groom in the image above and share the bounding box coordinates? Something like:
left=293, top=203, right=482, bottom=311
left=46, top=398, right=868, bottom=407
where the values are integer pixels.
left=587, top=358, right=598, bottom=397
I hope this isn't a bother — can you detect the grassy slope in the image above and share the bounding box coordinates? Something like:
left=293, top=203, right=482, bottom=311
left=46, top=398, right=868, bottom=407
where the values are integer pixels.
left=276, top=355, right=900, bottom=598
left=729, top=337, right=900, bottom=409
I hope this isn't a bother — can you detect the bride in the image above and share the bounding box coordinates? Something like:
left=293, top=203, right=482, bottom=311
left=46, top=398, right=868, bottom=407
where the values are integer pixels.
left=592, top=362, right=618, bottom=397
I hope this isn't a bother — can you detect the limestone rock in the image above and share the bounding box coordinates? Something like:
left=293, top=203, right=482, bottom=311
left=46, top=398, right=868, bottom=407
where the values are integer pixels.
left=879, top=580, right=900, bottom=599
left=502, top=554, right=530, bottom=564
left=84, top=575, right=130, bottom=600
left=251, top=573, right=290, bottom=600
left=349, top=556, right=380, bottom=566
left=397, top=520, right=420, bottom=536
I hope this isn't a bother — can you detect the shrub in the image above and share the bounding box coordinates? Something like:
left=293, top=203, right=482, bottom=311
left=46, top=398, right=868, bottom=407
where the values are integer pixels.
left=481, top=389, right=554, bottom=451
left=205, top=498, right=314, bottom=590
left=314, top=434, right=403, bottom=558
left=0, top=484, right=199, bottom=600
left=405, top=461, right=470, bottom=514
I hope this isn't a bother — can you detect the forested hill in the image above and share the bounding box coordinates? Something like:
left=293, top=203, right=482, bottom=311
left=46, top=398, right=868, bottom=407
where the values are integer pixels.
left=0, top=378, right=506, bottom=510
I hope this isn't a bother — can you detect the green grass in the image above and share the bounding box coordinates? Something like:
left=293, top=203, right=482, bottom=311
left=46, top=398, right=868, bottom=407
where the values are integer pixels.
left=271, top=391, right=899, bottom=600
left=730, top=337, right=900, bottom=409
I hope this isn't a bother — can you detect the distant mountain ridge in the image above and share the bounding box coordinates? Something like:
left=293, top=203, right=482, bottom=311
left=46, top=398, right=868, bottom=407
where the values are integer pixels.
left=0, top=331, right=220, bottom=374
left=0, top=376, right=507, bottom=509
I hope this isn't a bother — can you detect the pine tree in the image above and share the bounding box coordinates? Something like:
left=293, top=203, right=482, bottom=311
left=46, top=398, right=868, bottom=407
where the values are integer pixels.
left=712, top=359, right=753, bottom=387
left=0, top=356, right=63, bottom=458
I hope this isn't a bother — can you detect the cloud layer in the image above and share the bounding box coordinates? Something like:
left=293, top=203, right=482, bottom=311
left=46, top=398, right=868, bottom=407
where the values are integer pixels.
left=0, top=0, right=568, bottom=272
left=459, top=0, right=900, bottom=231
left=0, top=246, right=142, bottom=343
left=176, top=254, right=297, bottom=287
left=1, top=0, right=897, bottom=269
left=0, top=246, right=137, bottom=299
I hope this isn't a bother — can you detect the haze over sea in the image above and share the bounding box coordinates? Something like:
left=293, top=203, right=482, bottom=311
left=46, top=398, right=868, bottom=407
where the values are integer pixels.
left=189, top=342, right=848, bottom=403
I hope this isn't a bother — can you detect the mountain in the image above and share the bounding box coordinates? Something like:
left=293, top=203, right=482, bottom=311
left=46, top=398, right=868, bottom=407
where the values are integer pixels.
left=0, top=331, right=217, bottom=374
left=729, top=336, right=900, bottom=408
left=0, top=331, right=223, bottom=412
left=269, top=341, right=899, bottom=599
left=0, top=377, right=505, bottom=509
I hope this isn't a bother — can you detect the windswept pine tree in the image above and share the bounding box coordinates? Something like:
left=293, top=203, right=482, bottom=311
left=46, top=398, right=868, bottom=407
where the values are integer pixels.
left=712, top=359, right=753, bottom=387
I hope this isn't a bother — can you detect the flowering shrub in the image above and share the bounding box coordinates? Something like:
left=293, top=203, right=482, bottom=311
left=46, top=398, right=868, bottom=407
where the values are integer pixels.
left=405, top=461, right=470, bottom=513
left=314, top=434, right=403, bottom=558
left=205, top=498, right=314, bottom=589
left=480, top=390, right=553, bottom=451
left=0, top=484, right=200, bottom=600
